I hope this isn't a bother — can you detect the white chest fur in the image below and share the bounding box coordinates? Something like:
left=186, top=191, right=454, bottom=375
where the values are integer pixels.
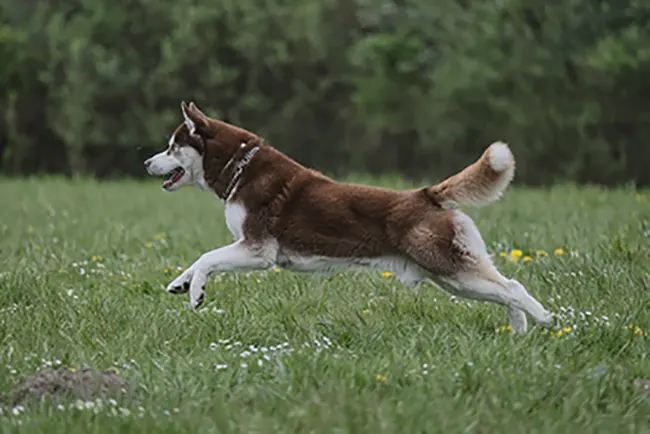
left=224, top=202, right=247, bottom=240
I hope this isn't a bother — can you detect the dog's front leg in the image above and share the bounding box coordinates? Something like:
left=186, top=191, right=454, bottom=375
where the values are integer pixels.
left=181, top=240, right=275, bottom=309
left=166, top=241, right=273, bottom=295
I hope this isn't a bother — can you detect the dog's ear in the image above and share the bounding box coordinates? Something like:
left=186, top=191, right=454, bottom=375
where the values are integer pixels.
left=188, top=102, right=208, bottom=119
left=181, top=101, right=211, bottom=138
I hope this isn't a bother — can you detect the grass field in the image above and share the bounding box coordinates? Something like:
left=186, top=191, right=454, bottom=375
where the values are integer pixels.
left=0, top=176, right=649, bottom=433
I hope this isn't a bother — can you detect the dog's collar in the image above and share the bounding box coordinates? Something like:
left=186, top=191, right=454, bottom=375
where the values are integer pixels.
left=220, top=142, right=260, bottom=201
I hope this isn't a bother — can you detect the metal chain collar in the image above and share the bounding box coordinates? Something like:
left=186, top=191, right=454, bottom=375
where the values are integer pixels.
left=221, top=144, right=260, bottom=200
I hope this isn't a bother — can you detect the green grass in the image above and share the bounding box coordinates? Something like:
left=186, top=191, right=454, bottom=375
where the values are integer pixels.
left=0, top=176, right=649, bottom=433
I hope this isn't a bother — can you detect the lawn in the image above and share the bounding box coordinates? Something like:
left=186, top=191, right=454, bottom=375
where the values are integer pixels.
left=0, top=176, right=649, bottom=433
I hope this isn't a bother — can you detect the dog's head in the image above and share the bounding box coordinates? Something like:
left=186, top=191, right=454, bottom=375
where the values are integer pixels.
left=144, top=102, right=211, bottom=192
left=145, top=101, right=263, bottom=193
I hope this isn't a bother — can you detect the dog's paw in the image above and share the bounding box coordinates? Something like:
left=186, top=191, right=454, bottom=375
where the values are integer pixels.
left=538, top=310, right=555, bottom=328
left=167, top=281, right=190, bottom=294
left=191, top=289, right=206, bottom=310
left=189, top=272, right=208, bottom=310
left=166, top=269, right=193, bottom=294
left=508, top=307, right=528, bottom=333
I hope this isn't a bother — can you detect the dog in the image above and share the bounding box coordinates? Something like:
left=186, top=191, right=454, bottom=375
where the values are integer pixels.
left=144, top=101, right=553, bottom=332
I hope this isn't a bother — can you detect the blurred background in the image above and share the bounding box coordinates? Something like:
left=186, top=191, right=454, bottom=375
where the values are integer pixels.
left=0, top=0, right=649, bottom=186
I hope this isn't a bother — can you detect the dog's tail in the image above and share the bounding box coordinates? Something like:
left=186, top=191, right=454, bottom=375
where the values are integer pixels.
left=426, top=141, right=515, bottom=209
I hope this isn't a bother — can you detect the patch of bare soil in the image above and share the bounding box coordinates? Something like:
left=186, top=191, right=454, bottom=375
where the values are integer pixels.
left=3, top=367, right=135, bottom=406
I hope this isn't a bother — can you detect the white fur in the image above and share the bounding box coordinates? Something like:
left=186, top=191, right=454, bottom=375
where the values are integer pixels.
left=272, top=243, right=548, bottom=332
left=168, top=240, right=277, bottom=308
left=487, top=141, right=513, bottom=172
left=167, top=201, right=276, bottom=308
left=224, top=202, right=247, bottom=241
left=430, top=209, right=553, bottom=332
left=435, top=273, right=552, bottom=329
left=181, top=104, right=197, bottom=136
left=276, top=250, right=428, bottom=288
left=451, top=211, right=489, bottom=262
left=144, top=132, right=207, bottom=191
left=453, top=141, right=515, bottom=206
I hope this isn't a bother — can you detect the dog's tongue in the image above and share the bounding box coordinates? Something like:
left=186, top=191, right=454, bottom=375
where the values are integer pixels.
left=163, top=171, right=183, bottom=189
left=171, top=170, right=183, bottom=182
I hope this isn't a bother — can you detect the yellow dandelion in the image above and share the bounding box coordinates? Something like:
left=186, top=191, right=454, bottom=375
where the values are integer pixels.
left=69, top=367, right=76, bottom=373
left=144, top=242, right=153, bottom=248
left=496, top=325, right=513, bottom=333
left=382, top=271, right=392, bottom=277
left=625, top=325, right=648, bottom=338
left=499, top=252, right=507, bottom=257
left=554, top=248, right=564, bottom=256
left=272, top=268, right=281, bottom=273
left=535, top=250, right=548, bottom=257
left=375, top=374, right=387, bottom=383
left=153, top=233, right=166, bottom=240
left=523, top=256, right=533, bottom=263
left=91, top=255, right=103, bottom=262
left=548, top=327, right=571, bottom=338
left=509, top=250, right=523, bottom=262
left=362, top=309, right=370, bottom=314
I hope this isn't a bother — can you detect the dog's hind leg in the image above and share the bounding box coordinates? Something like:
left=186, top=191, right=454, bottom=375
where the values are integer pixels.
left=403, top=210, right=552, bottom=332
left=436, top=266, right=552, bottom=332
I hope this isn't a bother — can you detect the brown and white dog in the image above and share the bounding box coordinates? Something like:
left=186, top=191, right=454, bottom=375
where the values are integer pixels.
left=144, top=102, right=553, bottom=332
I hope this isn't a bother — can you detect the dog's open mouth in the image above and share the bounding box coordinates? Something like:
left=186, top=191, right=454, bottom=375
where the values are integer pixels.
left=162, top=167, right=185, bottom=190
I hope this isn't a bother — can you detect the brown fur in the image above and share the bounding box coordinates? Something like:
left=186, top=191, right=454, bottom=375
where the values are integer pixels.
left=426, top=145, right=514, bottom=208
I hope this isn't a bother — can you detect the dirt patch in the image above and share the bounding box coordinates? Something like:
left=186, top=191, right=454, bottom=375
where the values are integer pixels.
left=3, top=367, right=135, bottom=406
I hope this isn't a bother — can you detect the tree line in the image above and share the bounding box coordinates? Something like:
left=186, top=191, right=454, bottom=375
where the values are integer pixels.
left=1, top=0, right=649, bottom=186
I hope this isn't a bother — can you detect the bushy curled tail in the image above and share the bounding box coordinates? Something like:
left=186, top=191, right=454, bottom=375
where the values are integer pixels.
left=427, top=141, right=515, bottom=209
